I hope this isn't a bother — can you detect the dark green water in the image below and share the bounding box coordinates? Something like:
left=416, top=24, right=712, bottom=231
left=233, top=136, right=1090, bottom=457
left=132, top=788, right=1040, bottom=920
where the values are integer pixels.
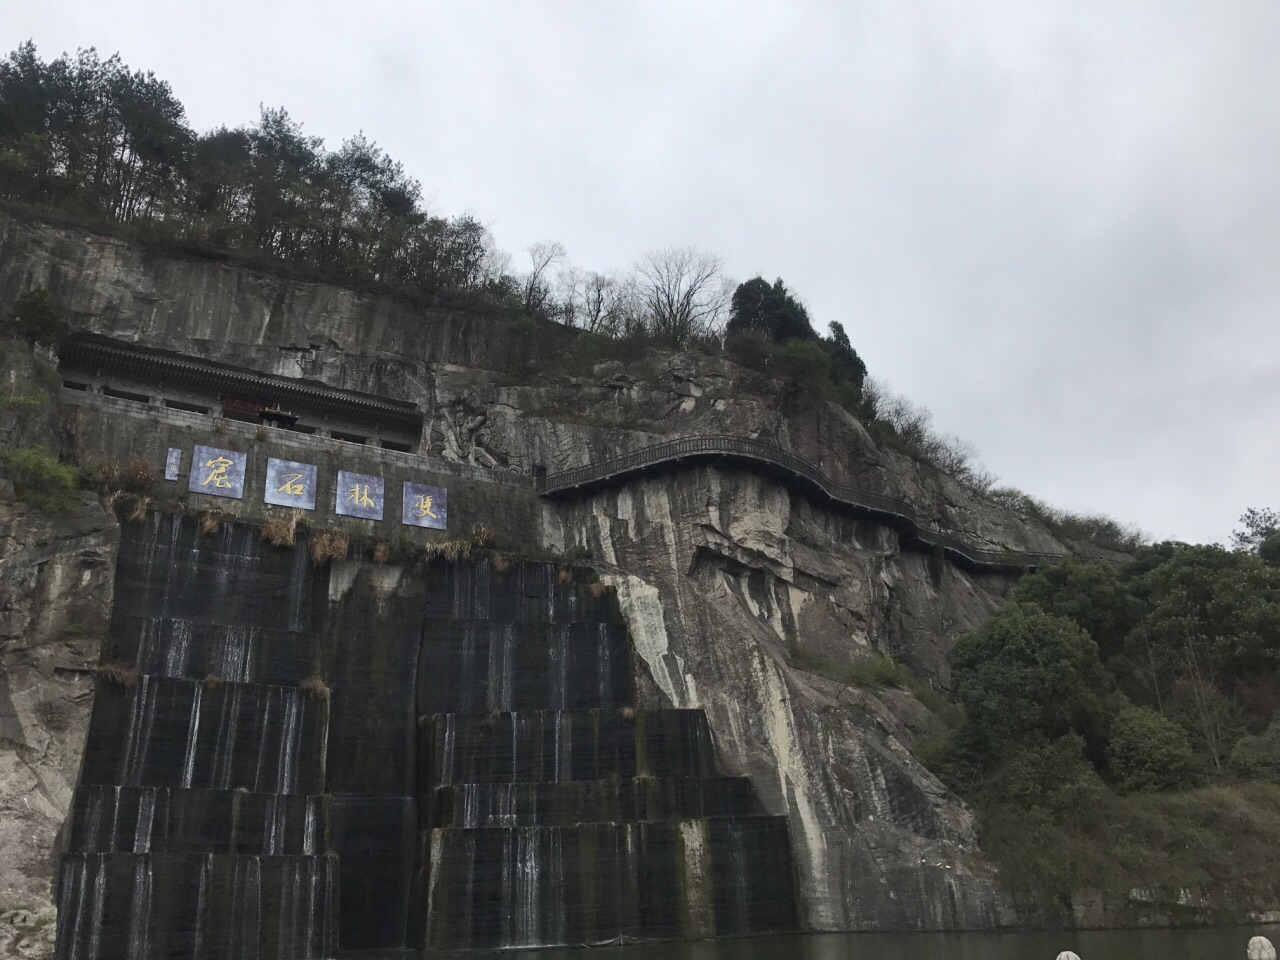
left=452, top=926, right=1280, bottom=960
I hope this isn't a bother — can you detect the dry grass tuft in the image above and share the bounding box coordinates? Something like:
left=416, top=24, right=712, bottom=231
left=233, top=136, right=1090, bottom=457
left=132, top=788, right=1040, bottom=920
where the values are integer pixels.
left=482, top=707, right=503, bottom=727
left=97, top=662, right=139, bottom=689
left=60, top=407, right=84, bottom=441
left=300, top=675, right=330, bottom=701
left=557, top=568, right=574, bottom=585
left=200, top=511, right=221, bottom=537
left=423, top=537, right=473, bottom=564
left=202, top=673, right=223, bottom=690
left=127, top=495, right=151, bottom=525
left=420, top=522, right=505, bottom=566
left=330, top=529, right=351, bottom=559
left=95, top=458, right=120, bottom=486
left=492, top=553, right=510, bottom=574
left=261, top=514, right=298, bottom=548
left=309, top=530, right=350, bottom=567
left=588, top=582, right=614, bottom=598
left=619, top=706, right=635, bottom=720
left=123, top=456, right=154, bottom=489
left=372, top=542, right=390, bottom=564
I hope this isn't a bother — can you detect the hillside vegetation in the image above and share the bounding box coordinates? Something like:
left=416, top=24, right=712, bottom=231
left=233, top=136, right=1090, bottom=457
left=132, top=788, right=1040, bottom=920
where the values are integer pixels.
left=0, top=41, right=1150, bottom=552
left=918, top=516, right=1280, bottom=913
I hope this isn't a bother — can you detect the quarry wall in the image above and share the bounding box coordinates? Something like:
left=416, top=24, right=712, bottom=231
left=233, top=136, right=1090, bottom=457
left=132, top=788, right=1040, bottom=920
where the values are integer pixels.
left=0, top=208, right=570, bottom=408
left=0, top=211, right=1101, bottom=952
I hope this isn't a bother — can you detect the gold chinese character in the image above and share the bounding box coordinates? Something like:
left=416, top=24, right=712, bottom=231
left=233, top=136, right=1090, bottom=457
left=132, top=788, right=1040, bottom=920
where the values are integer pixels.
left=414, top=494, right=438, bottom=519
left=276, top=473, right=305, bottom=496
left=346, top=484, right=375, bottom=508
left=201, top=455, right=234, bottom=489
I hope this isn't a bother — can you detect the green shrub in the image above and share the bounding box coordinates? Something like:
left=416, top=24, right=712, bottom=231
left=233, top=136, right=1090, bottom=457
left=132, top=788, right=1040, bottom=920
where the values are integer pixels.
left=844, top=651, right=911, bottom=688
left=0, top=392, right=49, bottom=412
left=988, top=485, right=1144, bottom=552
left=727, top=276, right=815, bottom=342
left=724, top=329, right=774, bottom=374
left=1259, top=531, right=1280, bottom=569
left=1108, top=706, right=1194, bottom=792
left=1015, top=558, right=1141, bottom=660
left=912, top=735, right=957, bottom=781
left=948, top=601, right=1108, bottom=754
left=1230, top=719, right=1280, bottom=782
left=791, top=646, right=912, bottom=691
left=773, top=338, right=834, bottom=388
left=978, top=783, right=1280, bottom=909
left=3, top=289, right=68, bottom=345
left=0, top=446, right=78, bottom=513
left=906, top=678, right=965, bottom=729
left=994, top=734, right=1103, bottom=810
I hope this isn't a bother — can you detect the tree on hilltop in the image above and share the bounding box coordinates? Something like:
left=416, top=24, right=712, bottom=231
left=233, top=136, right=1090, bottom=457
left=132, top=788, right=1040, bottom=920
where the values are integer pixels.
left=824, top=321, right=866, bottom=390
left=521, top=241, right=567, bottom=319
left=633, top=245, right=729, bottom=347
left=1232, top=507, right=1280, bottom=553
left=726, top=276, right=814, bottom=343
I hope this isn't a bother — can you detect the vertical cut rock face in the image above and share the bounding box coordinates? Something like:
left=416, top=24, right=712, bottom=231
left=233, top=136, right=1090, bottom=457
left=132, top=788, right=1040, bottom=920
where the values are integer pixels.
left=1, top=218, right=1092, bottom=938
left=50, top=518, right=801, bottom=954
left=54, top=516, right=339, bottom=960
left=544, top=468, right=1025, bottom=931
left=418, top=560, right=799, bottom=952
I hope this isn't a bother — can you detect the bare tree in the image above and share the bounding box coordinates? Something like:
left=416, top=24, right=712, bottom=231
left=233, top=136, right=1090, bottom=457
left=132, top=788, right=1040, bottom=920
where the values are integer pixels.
left=522, top=240, right=567, bottom=317
left=558, top=267, right=632, bottom=335
left=632, top=245, right=728, bottom=346
left=862, top=376, right=996, bottom=490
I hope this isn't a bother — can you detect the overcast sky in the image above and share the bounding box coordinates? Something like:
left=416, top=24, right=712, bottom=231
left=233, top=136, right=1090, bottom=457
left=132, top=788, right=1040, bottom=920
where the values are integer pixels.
left=9, top=2, right=1279, bottom=545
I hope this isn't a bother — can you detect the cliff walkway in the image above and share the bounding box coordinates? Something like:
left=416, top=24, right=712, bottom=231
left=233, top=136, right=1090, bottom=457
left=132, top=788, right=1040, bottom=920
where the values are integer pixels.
left=537, top=435, right=1063, bottom=572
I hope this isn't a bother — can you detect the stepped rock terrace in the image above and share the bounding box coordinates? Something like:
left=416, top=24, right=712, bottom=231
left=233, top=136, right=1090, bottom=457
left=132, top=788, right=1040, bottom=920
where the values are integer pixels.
left=54, top=513, right=801, bottom=956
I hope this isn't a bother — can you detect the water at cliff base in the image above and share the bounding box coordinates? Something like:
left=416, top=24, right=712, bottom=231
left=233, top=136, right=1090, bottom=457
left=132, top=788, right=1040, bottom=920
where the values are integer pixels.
left=432, top=925, right=1280, bottom=960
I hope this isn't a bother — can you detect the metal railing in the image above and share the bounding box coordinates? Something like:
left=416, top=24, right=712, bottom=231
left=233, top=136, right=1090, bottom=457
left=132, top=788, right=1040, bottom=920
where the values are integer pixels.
left=537, top=435, right=1062, bottom=572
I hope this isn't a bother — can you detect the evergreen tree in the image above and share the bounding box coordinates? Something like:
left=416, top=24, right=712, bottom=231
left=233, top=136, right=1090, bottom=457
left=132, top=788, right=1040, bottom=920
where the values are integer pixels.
left=727, top=276, right=815, bottom=342
left=824, top=321, right=866, bottom=389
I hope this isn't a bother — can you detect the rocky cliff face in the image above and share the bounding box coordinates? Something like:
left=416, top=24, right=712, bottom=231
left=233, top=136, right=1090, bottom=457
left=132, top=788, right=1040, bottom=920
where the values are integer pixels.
left=0, top=209, right=569, bottom=414
left=429, top=355, right=1068, bottom=684
left=418, top=352, right=1075, bottom=929
left=543, top=470, right=1011, bottom=929
left=0, top=214, right=1082, bottom=939
left=1, top=341, right=119, bottom=959
left=0, top=493, right=116, bottom=959
left=0, top=496, right=115, bottom=960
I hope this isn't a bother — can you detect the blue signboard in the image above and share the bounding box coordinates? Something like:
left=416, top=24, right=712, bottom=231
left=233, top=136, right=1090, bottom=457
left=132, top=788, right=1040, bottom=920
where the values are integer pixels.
left=402, top=482, right=448, bottom=530
left=264, top=457, right=318, bottom=511
left=335, top=470, right=384, bottom=520
left=164, top=448, right=182, bottom=481
left=188, top=445, right=247, bottom=500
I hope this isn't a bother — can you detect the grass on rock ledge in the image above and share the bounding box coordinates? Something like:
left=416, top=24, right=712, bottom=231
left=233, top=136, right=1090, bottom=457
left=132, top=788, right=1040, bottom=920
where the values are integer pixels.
left=791, top=646, right=965, bottom=728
